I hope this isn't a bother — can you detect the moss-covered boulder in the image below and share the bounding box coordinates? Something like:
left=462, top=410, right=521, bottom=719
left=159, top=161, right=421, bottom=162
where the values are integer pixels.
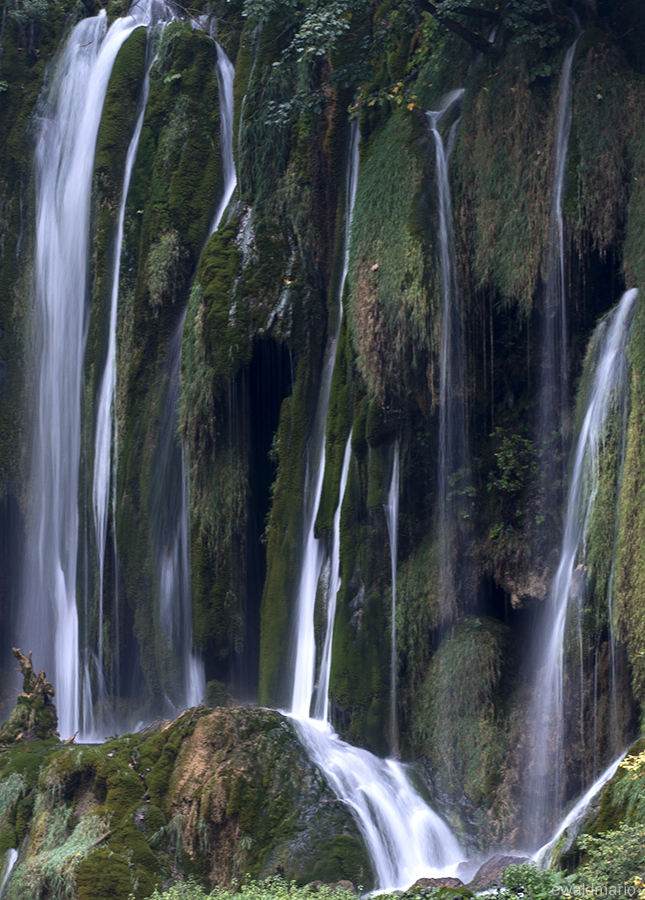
left=0, top=650, right=59, bottom=744
left=0, top=706, right=373, bottom=900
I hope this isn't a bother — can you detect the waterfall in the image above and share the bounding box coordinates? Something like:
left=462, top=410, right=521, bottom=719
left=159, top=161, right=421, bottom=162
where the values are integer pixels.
left=152, top=314, right=204, bottom=712
left=313, top=428, right=353, bottom=723
left=537, top=33, right=581, bottom=517
left=154, top=36, right=237, bottom=711
left=91, top=37, right=155, bottom=736
left=290, top=119, right=359, bottom=719
left=19, top=1, right=163, bottom=739
left=426, top=91, right=468, bottom=625
left=384, top=441, right=400, bottom=757
left=209, top=42, right=237, bottom=236
left=533, top=751, right=626, bottom=870
left=295, top=718, right=463, bottom=891
left=287, top=121, right=462, bottom=891
left=150, top=34, right=237, bottom=714
left=0, top=849, right=18, bottom=900
left=527, top=288, right=638, bottom=845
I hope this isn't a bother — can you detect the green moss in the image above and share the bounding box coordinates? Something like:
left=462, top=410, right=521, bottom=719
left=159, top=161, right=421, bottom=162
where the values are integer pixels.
left=259, top=360, right=314, bottom=708
left=6, top=810, right=110, bottom=900
left=452, top=44, right=554, bottom=314
left=94, top=26, right=148, bottom=201
left=316, top=316, right=353, bottom=535
left=326, top=408, right=391, bottom=753
left=235, top=11, right=297, bottom=203
left=397, top=535, right=440, bottom=737
left=148, top=742, right=179, bottom=808
left=0, top=742, right=61, bottom=788
left=414, top=617, right=510, bottom=804
left=571, top=40, right=632, bottom=259
left=75, top=847, right=134, bottom=900
left=146, top=804, right=166, bottom=835
left=0, top=693, right=59, bottom=743
left=615, top=299, right=645, bottom=725
left=623, top=80, right=645, bottom=286
left=348, top=109, right=433, bottom=404
left=113, top=20, right=223, bottom=711
left=0, top=824, right=17, bottom=854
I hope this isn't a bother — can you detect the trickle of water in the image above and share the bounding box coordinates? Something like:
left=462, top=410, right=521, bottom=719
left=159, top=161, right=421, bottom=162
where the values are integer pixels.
left=537, top=32, right=581, bottom=512
left=426, top=91, right=468, bottom=624
left=0, top=849, right=18, bottom=900
left=384, top=442, right=400, bottom=757
left=314, top=428, right=353, bottom=723
left=92, top=37, right=155, bottom=735
left=286, top=122, right=463, bottom=891
left=295, top=717, right=463, bottom=892
left=290, top=120, right=360, bottom=718
left=209, top=42, right=237, bottom=235
left=20, top=1, right=163, bottom=739
left=533, top=751, right=626, bottom=869
left=152, top=314, right=205, bottom=712
left=528, top=288, right=638, bottom=845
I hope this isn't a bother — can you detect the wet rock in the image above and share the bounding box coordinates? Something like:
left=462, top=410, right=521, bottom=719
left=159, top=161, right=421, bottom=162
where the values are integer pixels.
left=410, top=876, right=465, bottom=890
left=467, top=854, right=529, bottom=891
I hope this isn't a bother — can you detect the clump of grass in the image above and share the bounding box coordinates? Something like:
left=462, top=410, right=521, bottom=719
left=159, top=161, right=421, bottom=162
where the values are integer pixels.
left=6, top=812, right=110, bottom=900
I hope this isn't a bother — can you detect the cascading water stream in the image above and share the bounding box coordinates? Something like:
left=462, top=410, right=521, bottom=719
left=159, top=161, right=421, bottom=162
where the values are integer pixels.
left=313, top=428, right=353, bottom=723
left=426, top=91, right=468, bottom=624
left=295, top=718, right=463, bottom=891
left=0, top=849, right=18, bottom=900
left=209, top=42, right=237, bottom=236
left=384, top=442, right=400, bottom=758
left=152, top=313, right=204, bottom=712
left=537, top=31, right=581, bottom=515
left=19, top=0, right=164, bottom=739
left=527, top=288, right=638, bottom=845
left=287, top=122, right=463, bottom=891
left=151, top=37, right=237, bottom=715
left=290, top=120, right=359, bottom=718
left=533, top=750, right=626, bottom=869
left=91, top=35, right=155, bottom=736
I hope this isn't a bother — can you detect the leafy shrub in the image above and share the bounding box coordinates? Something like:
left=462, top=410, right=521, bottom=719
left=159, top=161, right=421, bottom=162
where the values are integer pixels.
left=141, top=877, right=364, bottom=900
left=496, top=862, right=574, bottom=900
left=576, top=824, right=645, bottom=890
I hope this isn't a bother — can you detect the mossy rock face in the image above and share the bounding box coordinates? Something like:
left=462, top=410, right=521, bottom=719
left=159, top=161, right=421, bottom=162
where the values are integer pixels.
left=348, top=108, right=435, bottom=408
left=616, top=300, right=645, bottom=725
left=165, top=706, right=374, bottom=888
left=112, top=19, right=223, bottom=714
left=0, top=694, right=58, bottom=744
left=0, top=707, right=373, bottom=898
left=326, top=394, right=394, bottom=756
left=551, top=740, right=645, bottom=871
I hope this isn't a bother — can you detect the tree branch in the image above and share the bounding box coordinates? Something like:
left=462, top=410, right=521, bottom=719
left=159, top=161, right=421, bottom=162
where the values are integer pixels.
left=415, top=0, right=496, bottom=54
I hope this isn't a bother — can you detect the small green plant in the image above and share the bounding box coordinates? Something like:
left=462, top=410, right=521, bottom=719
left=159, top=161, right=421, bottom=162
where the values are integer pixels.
left=496, top=862, right=574, bottom=900
left=488, top=427, right=536, bottom=496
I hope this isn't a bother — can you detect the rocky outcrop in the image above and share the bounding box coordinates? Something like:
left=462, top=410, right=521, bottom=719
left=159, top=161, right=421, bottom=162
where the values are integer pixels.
left=0, top=705, right=373, bottom=900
